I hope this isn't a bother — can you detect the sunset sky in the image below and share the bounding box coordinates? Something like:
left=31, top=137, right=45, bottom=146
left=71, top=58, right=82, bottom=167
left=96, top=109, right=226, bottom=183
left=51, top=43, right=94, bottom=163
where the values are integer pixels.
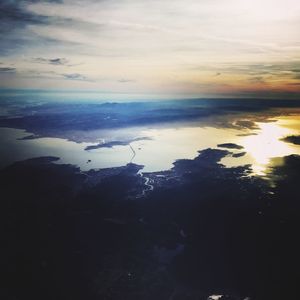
left=1, top=0, right=300, bottom=99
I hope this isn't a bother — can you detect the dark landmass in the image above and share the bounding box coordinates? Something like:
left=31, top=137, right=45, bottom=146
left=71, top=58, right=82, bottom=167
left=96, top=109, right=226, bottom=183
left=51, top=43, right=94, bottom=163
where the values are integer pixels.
left=234, top=120, right=258, bottom=129
left=85, top=137, right=151, bottom=151
left=18, top=134, right=41, bottom=140
left=14, top=156, right=60, bottom=164
left=217, top=143, right=244, bottom=150
left=232, top=152, right=247, bottom=158
left=281, top=135, right=300, bottom=145
left=1, top=97, right=300, bottom=142
left=237, top=133, right=258, bottom=137
left=2, top=148, right=300, bottom=300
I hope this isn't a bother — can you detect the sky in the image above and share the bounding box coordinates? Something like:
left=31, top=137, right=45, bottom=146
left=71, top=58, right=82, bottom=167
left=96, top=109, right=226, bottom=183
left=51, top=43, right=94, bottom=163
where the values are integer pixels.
left=0, top=0, right=300, bottom=99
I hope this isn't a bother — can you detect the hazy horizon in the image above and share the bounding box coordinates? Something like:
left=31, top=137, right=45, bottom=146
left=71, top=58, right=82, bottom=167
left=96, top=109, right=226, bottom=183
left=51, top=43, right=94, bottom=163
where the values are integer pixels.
left=2, top=88, right=300, bottom=103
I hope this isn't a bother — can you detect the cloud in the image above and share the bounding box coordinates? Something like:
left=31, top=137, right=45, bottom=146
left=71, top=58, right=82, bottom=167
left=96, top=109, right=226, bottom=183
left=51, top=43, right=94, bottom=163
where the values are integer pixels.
left=32, top=57, right=69, bottom=65
left=291, top=68, right=300, bottom=80
left=248, top=76, right=265, bottom=84
left=0, top=67, right=16, bottom=72
left=21, top=70, right=92, bottom=82
left=0, top=0, right=61, bottom=28
left=118, top=79, right=136, bottom=83
left=195, top=62, right=300, bottom=75
left=0, top=0, right=65, bottom=55
left=1, top=0, right=300, bottom=97
left=62, top=73, right=90, bottom=81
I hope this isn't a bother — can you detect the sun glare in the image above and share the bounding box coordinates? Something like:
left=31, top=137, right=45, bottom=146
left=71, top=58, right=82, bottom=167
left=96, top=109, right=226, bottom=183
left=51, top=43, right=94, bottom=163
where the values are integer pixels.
left=240, top=120, right=300, bottom=175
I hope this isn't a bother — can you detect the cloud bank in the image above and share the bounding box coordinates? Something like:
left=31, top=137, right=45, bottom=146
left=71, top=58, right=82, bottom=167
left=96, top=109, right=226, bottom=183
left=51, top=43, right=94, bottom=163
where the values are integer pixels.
left=1, top=0, right=300, bottom=98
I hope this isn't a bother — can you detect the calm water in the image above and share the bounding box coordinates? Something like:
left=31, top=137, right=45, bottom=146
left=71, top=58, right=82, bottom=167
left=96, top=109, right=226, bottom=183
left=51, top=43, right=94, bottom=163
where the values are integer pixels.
left=1, top=115, right=300, bottom=176
left=221, top=117, right=300, bottom=175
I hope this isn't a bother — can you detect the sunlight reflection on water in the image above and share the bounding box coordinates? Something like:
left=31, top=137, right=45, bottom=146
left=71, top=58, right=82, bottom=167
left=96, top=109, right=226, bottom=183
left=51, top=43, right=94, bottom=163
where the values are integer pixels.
left=221, top=117, right=300, bottom=175
left=0, top=115, right=300, bottom=176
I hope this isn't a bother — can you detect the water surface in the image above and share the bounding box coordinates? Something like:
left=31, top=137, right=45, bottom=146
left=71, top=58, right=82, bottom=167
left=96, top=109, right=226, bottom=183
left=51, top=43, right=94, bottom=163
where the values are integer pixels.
left=1, top=115, right=300, bottom=176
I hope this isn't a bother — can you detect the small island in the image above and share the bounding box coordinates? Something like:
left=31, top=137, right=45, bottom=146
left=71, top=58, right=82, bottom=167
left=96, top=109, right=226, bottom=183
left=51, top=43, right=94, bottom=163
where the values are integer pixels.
left=282, top=135, right=300, bottom=145
left=85, top=137, right=151, bottom=151
left=232, top=152, right=247, bottom=158
left=217, top=143, right=244, bottom=150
